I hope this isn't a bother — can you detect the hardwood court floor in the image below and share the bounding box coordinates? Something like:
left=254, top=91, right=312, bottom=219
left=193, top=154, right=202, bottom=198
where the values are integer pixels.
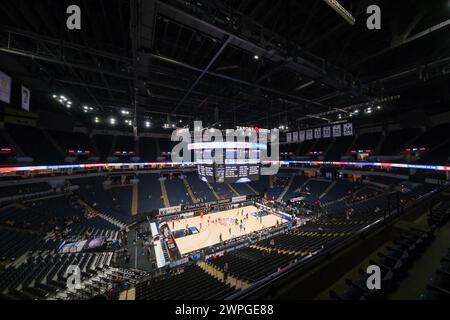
left=170, top=205, right=282, bottom=255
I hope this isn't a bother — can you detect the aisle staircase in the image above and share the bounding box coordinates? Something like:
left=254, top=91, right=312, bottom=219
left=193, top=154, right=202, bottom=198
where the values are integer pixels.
left=206, top=181, right=220, bottom=200
left=159, top=179, right=171, bottom=208
left=227, top=183, right=240, bottom=197
left=119, top=288, right=136, bottom=300
left=131, top=182, right=138, bottom=216
left=320, top=181, right=337, bottom=200
left=277, top=174, right=295, bottom=202
left=183, top=178, right=198, bottom=203
left=245, top=183, right=258, bottom=195
left=197, top=261, right=250, bottom=290
left=251, top=245, right=306, bottom=257
left=40, top=129, right=66, bottom=159
left=77, top=197, right=126, bottom=229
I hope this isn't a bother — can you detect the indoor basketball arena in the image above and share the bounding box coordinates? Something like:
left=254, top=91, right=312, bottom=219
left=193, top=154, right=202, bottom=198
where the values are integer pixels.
left=0, top=0, right=450, bottom=307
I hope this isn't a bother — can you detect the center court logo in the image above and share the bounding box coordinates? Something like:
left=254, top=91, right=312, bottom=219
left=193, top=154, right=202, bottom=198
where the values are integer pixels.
left=170, top=121, right=280, bottom=176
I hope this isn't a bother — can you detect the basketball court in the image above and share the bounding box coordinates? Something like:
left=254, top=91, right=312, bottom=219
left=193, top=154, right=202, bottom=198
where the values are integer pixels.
left=168, top=205, right=283, bottom=255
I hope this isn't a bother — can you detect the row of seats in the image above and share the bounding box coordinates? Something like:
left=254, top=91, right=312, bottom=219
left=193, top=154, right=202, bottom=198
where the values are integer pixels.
left=420, top=248, right=450, bottom=299
left=0, top=229, right=58, bottom=262
left=135, top=264, right=237, bottom=300
left=259, top=230, right=346, bottom=254
left=0, top=252, right=113, bottom=300
left=330, top=228, right=434, bottom=300
left=428, top=201, right=450, bottom=227
left=0, top=182, right=51, bottom=199
left=207, top=247, right=294, bottom=283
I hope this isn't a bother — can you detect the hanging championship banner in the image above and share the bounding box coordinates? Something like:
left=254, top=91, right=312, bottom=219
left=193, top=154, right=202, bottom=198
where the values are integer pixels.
left=0, top=71, right=12, bottom=104
left=332, top=125, right=342, bottom=137
left=299, top=131, right=305, bottom=143
left=21, top=86, right=30, bottom=111
left=323, top=126, right=331, bottom=138
left=306, top=129, right=313, bottom=140
left=314, top=127, right=322, bottom=139
left=292, top=131, right=299, bottom=143
left=286, top=132, right=292, bottom=143
left=343, top=123, right=354, bottom=136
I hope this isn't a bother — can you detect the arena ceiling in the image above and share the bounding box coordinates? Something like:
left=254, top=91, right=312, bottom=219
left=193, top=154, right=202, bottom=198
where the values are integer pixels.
left=0, top=0, right=449, bottom=131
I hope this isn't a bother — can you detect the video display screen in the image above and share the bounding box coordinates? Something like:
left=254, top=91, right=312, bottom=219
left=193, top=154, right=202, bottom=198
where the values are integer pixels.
left=198, top=163, right=260, bottom=183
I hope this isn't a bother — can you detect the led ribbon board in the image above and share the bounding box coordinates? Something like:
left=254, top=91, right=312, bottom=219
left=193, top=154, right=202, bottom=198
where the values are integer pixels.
left=0, top=160, right=449, bottom=174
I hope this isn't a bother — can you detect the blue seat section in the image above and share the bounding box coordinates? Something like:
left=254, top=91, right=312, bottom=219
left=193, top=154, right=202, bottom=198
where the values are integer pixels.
left=267, top=187, right=284, bottom=200
left=267, top=176, right=289, bottom=200
left=353, top=132, right=381, bottom=151
left=303, top=180, right=332, bottom=202
left=38, top=196, right=120, bottom=230
left=369, top=175, right=406, bottom=186
left=0, top=229, right=58, bottom=261
left=283, top=175, right=309, bottom=201
left=213, top=183, right=234, bottom=199
left=0, top=195, right=120, bottom=239
left=248, top=176, right=269, bottom=194
left=71, top=177, right=135, bottom=224
left=325, top=136, right=353, bottom=161
left=93, top=134, right=114, bottom=160
left=311, top=138, right=333, bottom=155
left=158, top=138, right=175, bottom=160
left=297, top=140, right=316, bottom=156
left=0, top=182, right=51, bottom=198
left=137, top=174, right=164, bottom=212
left=186, top=174, right=216, bottom=202
left=320, top=180, right=363, bottom=204
left=231, top=183, right=254, bottom=196
left=48, top=130, right=93, bottom=154
left=417, top=140, right=450, bottom=165
left=5, top=124, right=63, bottom=165
left=411, top=124, right=450, bottom=150
left=111, top=186, right=133, bottom=216
left=139, top=137, right=157, bottom=162
left=380, top=128, right=421, bottom=155
left=165, top=177, right=191, bottom=205
left=115, top=136, right=135, bottom=152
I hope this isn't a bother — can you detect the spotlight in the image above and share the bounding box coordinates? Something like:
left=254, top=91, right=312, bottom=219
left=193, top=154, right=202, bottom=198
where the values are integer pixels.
left=377, top=105, right=381, bottom=110
left=94, top=117, right=100, bottom=123
left=254, top=55, right=260, bottom=60
left=145, top=121, right=151, bottom=128
left=110, top=118, right=116, bottom=125
left=52, top=95, right=57, bottom=99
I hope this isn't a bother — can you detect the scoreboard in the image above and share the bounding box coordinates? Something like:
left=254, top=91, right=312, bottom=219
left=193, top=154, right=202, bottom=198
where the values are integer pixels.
left=190, top=137, right=267, bottom=184
left=198, top=163, right=260, bottom=184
